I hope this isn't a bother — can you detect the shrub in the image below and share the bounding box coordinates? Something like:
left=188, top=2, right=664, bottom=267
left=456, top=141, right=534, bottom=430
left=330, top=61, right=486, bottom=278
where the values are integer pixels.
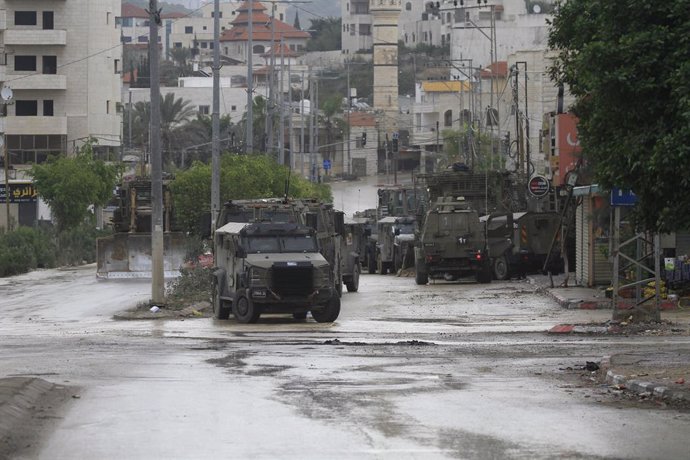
left=0, top=227, right=57, bottom=277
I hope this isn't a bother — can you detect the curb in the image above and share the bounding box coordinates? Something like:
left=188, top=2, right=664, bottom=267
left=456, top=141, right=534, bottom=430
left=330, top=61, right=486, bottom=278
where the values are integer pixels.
left=541, top=289, right=678, bottom=311
left=600, top=356, right=688, bottom=403
left=0, top=377, right=55, bottom=437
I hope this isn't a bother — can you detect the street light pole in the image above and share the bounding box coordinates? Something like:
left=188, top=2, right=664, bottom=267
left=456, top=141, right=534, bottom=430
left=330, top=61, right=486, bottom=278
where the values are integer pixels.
left=148, top=0, right=164, bottom=304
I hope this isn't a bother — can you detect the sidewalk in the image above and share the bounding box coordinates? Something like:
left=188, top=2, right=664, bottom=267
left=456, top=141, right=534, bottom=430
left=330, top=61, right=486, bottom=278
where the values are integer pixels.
left=530, top=273, right=690, bottom=403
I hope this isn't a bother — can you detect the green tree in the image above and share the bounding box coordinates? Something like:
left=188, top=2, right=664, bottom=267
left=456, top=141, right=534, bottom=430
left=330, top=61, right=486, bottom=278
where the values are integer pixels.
left=238, top=95, right=268, bottom=153
left=171, top=154, right=331, bottom=234
left=548, top=0, right=690, bottom=232
left=441, top=128, right=504, bottom=172
left=306, top=17, right=341, bottom=51
left=29, top=139, right=122, bottom=232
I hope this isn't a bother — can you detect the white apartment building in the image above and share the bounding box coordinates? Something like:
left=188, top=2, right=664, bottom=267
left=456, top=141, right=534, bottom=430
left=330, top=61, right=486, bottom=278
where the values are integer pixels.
left=0, top=0, right=122, bottom=228
left=342, top=0, right=555, bottom=63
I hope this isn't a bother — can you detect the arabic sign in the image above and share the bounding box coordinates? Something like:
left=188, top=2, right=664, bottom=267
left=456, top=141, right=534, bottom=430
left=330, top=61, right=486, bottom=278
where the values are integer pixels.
left=0, top=183, right=38, bottom=203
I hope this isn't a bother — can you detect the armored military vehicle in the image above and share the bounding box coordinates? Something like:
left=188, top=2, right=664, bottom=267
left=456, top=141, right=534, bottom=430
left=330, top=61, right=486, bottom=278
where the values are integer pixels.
left=212, top=221, right=340, bottom=323
left=341, top=216, right=369, bottom=292
left=414, top=197, right=492, bottom=284
left=483, top=211, right=564, bottom=280
left=374, top=216, right=416, bottom=275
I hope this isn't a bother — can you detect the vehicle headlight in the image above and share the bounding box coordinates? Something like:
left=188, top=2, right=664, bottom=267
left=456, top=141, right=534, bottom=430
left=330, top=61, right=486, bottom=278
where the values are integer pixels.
left=315, top=266, right=331, bottom=286
left=249, top=267, right=268, bottom=284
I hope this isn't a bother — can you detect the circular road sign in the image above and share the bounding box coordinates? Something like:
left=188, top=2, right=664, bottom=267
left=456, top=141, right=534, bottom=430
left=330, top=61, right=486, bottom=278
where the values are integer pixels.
left=528, top=175, right=550, bottom=197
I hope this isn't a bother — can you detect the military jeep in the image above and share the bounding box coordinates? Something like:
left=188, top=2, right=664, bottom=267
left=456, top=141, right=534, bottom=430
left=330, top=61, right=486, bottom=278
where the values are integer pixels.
left=212, top=221, right=340, bottom=323
left=414, top=197, right=492, bottom=284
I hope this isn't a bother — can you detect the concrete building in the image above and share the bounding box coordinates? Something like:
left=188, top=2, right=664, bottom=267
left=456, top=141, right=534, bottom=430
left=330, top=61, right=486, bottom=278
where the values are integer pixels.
left=0, top=0, right=122, bottom=228
left=169, top=0, right=287, bottom=62
left=370, top=0, right=401, bottom=136
left=220, top=1, right=308, bottom=65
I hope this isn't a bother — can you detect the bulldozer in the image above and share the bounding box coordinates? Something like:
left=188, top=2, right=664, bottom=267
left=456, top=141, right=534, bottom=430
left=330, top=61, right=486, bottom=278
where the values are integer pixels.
left=96, top=178, right=187, bottom=279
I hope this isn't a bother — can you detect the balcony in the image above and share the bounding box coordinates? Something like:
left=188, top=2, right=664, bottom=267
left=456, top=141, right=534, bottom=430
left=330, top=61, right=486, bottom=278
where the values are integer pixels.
left=9, top=74, right=67, bottom=91
left=4, top=29, right=67, bottom=46
left=0, top=116, right=68, bottom=136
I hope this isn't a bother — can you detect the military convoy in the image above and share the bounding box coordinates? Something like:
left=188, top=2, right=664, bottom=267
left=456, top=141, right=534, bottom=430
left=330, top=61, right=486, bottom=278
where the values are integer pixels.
left=373, top=216, right=416, bottom=275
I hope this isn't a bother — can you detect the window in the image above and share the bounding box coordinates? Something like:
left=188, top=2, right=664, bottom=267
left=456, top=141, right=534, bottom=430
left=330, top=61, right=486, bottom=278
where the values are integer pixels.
left=209, top=42, right=214, bottom=49
left=16, top=100, right=38, bottom=116
left=198, top=105, right=210, bottom=115
left=138, top=35, right=148, bottom=43
left=15, top=56, right=37, bottom=72
left=15, top=11, right=37, bottom=26
left=121, top=17, right=133, bottom=27
left=42, top=56, right=57, bottom=74
left=174, top=42, right=182, bottom=48
left=359, top=24, right=371, bottom=36
left=406, top=2, right=412, bottom=10
left=122, top=36, right=132, bottom=43
left=185, top=26, right=193, bottom=34
left=231, top=105, right=237, bottom=111
left=444, top=110, right=453, bottom=127
left=106, top=100, right=110, bottom=114
left=200, top=42, right=208, bottom=49
left=253, top=44, right=265, bottom=54
left=203, top=26, right=207, bottom=31
left=43, top=100, right=54, bottom=116
left=43, top=11, right=54, bottom=30
left=114, top=59, right=121, bottom=74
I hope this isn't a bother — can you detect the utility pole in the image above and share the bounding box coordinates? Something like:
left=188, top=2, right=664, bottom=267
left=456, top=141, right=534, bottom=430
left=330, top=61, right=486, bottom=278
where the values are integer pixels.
left=246, top=0, right=254, bottom=153
left=308, top=73, right=315, bottom=181
left=278, top=36, right=285, bottom=165
left=287, top=52, right=294, bottom=171
left=346, top=59, right=351, bottom=176
left=211, top=0, right=220, bottom=230
left=300, top=69, right=305, bottom=177
left=266, top=2, right=276, bottom=156
left=148, top=0, right=164, bottom=304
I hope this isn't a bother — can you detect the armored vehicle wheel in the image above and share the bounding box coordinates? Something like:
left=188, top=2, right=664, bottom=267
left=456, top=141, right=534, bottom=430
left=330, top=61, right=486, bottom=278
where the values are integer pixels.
left=233, top=290, right=261, bottom=323
left=345, top=264, right=360, bottom=292
left=475, top=262, right=493, bottom=284
left=393, top=248, right=401, bottom=273
left=493, top=255, right=510, bottom=281
left=311, top=296, right=341, bottom=323
left=367, top=253, right=377, bottom=274
left=212, top=280, right=231, bottom=320
left=292, top=312, right=308, bottom=320
left=415, top=258, right=428, bottom=285
left=376, top=253, right=387, bottom=275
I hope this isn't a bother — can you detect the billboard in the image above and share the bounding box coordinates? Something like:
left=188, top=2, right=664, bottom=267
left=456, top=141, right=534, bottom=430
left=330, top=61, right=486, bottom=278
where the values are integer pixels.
left=554, top=113, right=581, bottom=186
left=0, top=183, right=38, bottom=203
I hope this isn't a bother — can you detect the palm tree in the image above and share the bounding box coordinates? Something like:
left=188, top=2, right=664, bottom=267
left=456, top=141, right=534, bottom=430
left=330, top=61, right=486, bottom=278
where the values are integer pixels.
left=128, top=94, right=197, bottom=168
left=238, top=95, right=268, bottom=154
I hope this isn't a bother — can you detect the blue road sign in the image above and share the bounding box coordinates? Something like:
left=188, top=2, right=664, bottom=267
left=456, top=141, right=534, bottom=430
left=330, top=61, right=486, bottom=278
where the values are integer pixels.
left=610, top=187, right=638, bottom=206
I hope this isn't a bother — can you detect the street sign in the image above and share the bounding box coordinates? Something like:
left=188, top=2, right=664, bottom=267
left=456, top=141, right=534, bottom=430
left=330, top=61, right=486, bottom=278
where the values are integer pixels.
left=392, top=131, right=399, bottom=140
left=322, top=159, right=331, bottom=171
left=610, top=187, right=637, bottom=206
left=528, top=175, right=550, bottom=197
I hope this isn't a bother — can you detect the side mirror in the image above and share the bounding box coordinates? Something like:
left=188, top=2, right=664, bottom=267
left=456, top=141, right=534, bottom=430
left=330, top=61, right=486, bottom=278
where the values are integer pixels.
left=394, top=228, right=401, bottom=236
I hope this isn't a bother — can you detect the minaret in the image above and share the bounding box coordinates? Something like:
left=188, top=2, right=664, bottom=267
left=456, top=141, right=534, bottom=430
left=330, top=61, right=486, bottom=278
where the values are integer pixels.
left=370, top=0, right=401, bottom=136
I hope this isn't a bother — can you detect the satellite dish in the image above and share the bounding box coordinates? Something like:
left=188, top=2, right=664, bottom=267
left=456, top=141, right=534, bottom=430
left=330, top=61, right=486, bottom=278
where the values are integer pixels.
left=532, top=3, right=542, bottom=14
left=1, top=87, right=13, bottom=102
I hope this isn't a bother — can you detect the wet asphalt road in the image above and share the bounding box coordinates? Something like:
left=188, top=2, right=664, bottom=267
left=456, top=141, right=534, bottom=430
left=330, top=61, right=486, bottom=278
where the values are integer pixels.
left=1, top=265, right=690, bottom=459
